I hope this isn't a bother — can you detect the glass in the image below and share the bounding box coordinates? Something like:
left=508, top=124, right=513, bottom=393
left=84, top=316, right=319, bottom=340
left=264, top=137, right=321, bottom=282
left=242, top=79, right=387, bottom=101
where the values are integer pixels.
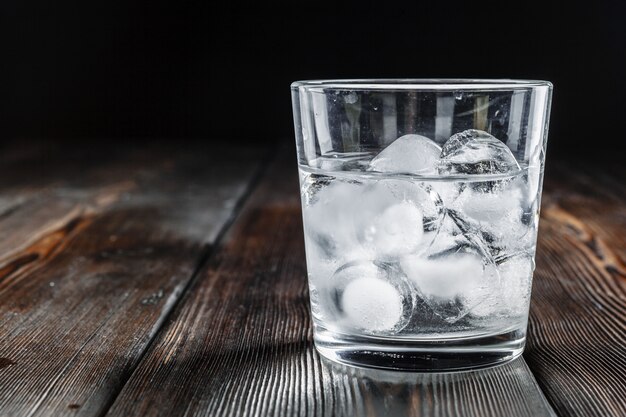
left=291, top=79, right=553, bottom=371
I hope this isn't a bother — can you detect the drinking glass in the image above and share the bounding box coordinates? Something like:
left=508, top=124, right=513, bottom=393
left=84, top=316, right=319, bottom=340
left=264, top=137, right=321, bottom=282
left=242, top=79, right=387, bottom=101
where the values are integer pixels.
left=291, top=79, right=552, bottom=371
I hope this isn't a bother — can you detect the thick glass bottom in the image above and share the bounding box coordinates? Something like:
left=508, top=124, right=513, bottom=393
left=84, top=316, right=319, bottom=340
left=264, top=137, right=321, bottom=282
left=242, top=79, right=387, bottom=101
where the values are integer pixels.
left=314, top=327, right=526, bottom=372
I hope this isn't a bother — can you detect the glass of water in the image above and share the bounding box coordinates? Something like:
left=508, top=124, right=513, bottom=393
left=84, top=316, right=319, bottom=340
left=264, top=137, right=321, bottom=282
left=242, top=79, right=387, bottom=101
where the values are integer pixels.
left=291, top=79, right=553, bottom=371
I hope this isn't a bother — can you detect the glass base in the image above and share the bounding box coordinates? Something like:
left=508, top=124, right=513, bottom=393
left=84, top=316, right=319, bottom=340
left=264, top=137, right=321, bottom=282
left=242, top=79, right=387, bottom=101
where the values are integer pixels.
left=314, top=328, right=526, bottom=372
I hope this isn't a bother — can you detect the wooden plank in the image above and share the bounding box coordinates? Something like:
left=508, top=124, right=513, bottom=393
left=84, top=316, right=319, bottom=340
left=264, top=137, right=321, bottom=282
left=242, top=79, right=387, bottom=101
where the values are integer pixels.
left=0, top=144, right=262, bottom=416
left=524, top=160, right=626, bottom=417
left=107, top=149, right=555, bottom=417
left=0, top=143, right=191, bottom=261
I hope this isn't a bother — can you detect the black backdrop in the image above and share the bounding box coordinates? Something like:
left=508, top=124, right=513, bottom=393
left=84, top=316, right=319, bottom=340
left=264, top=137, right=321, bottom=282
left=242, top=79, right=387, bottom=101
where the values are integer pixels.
left=2, top=1, right=625, bottom=156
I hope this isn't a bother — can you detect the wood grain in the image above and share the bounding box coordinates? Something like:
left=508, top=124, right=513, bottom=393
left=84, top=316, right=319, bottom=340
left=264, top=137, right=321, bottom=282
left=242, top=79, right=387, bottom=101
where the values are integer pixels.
left=524, top=160, right=626, bottom=417
left=107, top=150, right=555, bottom=417
left=0, top=144, right=262, bottom=416
left=2, top=144, right=623, bottom=417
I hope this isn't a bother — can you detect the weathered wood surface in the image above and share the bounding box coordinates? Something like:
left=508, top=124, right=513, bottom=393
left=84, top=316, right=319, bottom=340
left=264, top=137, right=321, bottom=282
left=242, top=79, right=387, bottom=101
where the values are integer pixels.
left=525, top=160, right=626, bottom=417
left=1, top=144, right=624, bottom=417
left=0, top=143, right=262, bottom=416
left=106, top=151, right=555, bottom=417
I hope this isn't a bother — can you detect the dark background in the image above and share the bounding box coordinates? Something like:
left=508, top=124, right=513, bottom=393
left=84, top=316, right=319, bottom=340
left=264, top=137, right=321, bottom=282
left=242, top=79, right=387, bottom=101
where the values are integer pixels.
left=2, top=1, right=624, bottom=156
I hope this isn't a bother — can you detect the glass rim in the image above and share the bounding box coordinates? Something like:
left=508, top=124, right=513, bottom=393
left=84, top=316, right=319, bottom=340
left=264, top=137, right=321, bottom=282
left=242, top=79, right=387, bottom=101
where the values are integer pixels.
left=291, top=78, right=553, bottom=91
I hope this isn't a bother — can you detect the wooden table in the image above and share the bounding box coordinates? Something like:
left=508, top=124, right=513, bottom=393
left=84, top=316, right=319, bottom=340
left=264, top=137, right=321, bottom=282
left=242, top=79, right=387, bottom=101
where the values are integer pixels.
left=0, top=143, right=624, bottom=417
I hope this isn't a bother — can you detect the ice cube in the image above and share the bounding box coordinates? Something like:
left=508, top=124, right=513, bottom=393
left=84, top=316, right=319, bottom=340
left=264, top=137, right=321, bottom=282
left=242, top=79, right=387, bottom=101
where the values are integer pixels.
left=400, top=232, right=499, bottom=323
left=304, top=233, right=366, bottom=284
left=431, top=181, right=463, bottom=207
left=470, top=252, right=534, bottom=317
left=384, top=180, right=444, bottom=232
left=362, top=201, right=424, bottom=258
left=450, top=181, right=533, bottom=256
left=457, top=185, right=523, bottom=223
left=342, top=277, right=403, bottom=332
left=304, top=240, right=377, bottom=322
left=498, top=253, right=534, bottom=314
left=301, top=177, right=365, bottom=260
left=360, top=180, right=444, bottom=258
left=327, top=261, right=415, bottom=334
left=462, top=263, right=502, bottom=318
left=301, top=174, right=381, bottom=287
left=303, top=173, right=445, bottom=265
left=401, top=254, right=483, bottom=299
left=438, top=129, right=520, bottom=175
left=369, top=134, right=442, bottom=175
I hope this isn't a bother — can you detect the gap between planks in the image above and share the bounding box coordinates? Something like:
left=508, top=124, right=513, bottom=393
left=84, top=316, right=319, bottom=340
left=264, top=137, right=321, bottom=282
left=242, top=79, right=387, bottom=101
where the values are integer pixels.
left=93, top=148, right=271, bottom=417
